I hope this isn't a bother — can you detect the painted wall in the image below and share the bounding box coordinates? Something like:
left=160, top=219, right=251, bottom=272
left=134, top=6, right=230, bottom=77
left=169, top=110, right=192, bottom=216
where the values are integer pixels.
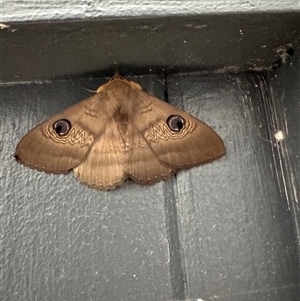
left=2, top=0, right=300, bottom=22
left=1, top=2, right=299, bottom=301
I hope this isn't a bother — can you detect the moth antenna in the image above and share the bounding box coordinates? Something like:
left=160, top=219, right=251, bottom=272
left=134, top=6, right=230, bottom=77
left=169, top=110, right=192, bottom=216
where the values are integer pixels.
left=83, top=87, right=97, bottom=94
left=143, top=82, right=155, bottom=90
left=157, top=78, right=165, bottom=86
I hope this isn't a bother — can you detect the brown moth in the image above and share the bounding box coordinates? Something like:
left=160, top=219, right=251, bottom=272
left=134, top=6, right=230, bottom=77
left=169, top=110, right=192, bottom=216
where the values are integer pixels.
left=15, top=74, right=226, bottom=190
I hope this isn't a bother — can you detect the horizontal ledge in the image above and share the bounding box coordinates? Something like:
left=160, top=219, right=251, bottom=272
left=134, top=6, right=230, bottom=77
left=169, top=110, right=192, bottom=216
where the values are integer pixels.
left=1, top=12, right=299, bottom=82
left=2, top=0, right=300, bottom=23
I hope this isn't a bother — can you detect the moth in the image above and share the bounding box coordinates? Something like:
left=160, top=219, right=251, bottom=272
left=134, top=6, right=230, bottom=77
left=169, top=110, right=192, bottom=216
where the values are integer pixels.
left=15, top=74, right=226, bottom=190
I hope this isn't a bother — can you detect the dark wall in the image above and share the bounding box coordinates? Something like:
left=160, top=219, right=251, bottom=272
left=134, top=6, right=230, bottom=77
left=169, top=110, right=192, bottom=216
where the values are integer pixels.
left=1, top=13, right=299, bottom=82
left=1, top=9, right=299, bottom=301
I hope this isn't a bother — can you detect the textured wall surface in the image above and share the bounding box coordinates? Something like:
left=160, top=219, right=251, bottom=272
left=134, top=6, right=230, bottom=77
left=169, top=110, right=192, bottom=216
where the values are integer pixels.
left=1, top=67, right=299, bottom=300
left=2, top=0, right=300, bottom=22
left=0, top=1, right=299, bottom=300
left=1, top=13, right=299, bottom=82
left=269, top=46, right=300, bottom=227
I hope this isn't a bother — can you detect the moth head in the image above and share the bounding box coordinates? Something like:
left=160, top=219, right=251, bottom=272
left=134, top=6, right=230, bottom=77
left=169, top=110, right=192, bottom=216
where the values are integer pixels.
left=110, top=73, right=125, bottom=82
left=96, top=73, right=142, bottom=93
left=53, top=119, right=72, bottom=136
left=167, top=115, right=185, bottom=132
left=111, top=73, right=142, bottom=91
left=110, top=72, right=143, bottom=90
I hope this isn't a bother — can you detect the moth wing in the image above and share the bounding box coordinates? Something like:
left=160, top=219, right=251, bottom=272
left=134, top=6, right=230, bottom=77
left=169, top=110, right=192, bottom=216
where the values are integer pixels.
left=125, top=123, right=173, bottom=185
left=131, top=91, right=226, bottom=170
left=15, top=93, right=106, bottom=173
left=73, top=121, right=173, bottom=190
left=73, top=121, right=127, bottom=190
